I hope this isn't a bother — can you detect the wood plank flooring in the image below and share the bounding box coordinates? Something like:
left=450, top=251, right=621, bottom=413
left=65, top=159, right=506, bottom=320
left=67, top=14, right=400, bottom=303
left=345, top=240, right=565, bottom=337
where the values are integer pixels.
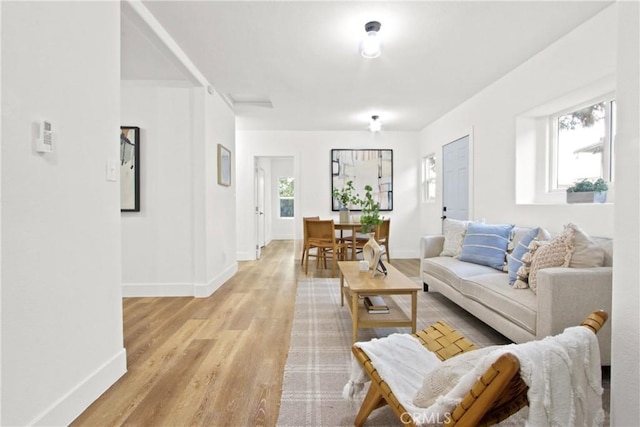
left=72, top=240, right=419, bottom=426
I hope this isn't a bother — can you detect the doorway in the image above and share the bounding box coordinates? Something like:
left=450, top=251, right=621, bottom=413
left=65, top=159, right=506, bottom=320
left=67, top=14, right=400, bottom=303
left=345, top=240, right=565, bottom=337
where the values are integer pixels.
left=255, top=163, right=266, bottom=259
left=442, top=135, right=470, bottom=223
left=254, top=156, right=295, bottom=260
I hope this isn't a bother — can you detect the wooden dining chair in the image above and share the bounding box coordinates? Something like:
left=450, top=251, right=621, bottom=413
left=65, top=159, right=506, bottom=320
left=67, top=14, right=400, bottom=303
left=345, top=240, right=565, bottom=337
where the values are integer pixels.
left=305, top=219, right=349, bottom=277
left=351, top=218, right=391, bottom=262
left=300, top=216, right=320, bottom=266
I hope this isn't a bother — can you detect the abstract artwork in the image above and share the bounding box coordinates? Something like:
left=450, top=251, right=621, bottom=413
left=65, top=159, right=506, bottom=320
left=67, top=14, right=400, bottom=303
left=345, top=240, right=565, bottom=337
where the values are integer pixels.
left=218, top=144, right=231, bottom=186
left=331, top=149, right=393, bottom=211
left=120, top=126, right=140, bottom=212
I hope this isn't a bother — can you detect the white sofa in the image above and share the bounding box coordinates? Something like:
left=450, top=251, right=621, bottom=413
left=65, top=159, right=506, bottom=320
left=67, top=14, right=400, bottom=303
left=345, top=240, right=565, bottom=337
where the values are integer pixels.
left=420, top=230, right=612, bottom=364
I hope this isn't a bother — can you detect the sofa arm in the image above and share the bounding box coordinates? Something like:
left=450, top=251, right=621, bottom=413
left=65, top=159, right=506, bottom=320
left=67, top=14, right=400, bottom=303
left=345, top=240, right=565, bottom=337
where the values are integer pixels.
left=420, top=235, right=444, bottom=259
left=536, top=267, right=612, bottom=363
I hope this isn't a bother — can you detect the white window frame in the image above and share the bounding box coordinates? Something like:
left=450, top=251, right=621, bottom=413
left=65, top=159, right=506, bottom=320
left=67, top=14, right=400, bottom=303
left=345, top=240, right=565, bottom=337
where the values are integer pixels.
left=548, top=93, right=615, bottom=192
left=422, top=154, right=437, bottom=203
left=278, top=176, right=294, bottom=218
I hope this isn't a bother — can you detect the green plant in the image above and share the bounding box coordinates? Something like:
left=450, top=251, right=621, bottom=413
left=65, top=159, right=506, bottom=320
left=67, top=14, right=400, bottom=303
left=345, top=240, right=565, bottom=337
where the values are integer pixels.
left=332, top=180, right=359, bottom=209
left=359, top=185, right=383, bottom=233
left=566, top=178, right=608, bottom=193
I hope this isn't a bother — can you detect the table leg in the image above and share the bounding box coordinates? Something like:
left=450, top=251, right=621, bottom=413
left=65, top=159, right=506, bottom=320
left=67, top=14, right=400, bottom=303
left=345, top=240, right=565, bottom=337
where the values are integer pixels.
left=351, top=229, right=357, bottom=260
left=340, top=271, right=344, bottom=307
left=411, top=291, right=417, bottom=334
left=352, top=291, right=359, bottom=342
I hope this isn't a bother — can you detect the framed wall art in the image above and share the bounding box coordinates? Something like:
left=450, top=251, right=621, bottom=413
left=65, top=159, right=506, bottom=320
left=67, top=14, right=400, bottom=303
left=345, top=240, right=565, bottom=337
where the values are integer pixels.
left=120, top=126, right=140, bottom=212
left=218, top=144, right=231, bottom=186
left=331, top=149, right=393, bottom=211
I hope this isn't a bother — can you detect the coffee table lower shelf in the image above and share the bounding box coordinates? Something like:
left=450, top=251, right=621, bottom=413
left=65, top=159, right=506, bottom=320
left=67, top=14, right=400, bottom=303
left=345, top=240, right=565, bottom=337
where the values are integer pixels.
left=347, top=292, right=413, bottom=328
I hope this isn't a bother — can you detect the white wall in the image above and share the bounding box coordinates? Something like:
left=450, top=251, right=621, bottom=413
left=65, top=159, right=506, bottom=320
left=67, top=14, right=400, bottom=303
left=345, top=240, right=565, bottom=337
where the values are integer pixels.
left=417, top=4, right=640, bottom=423
left=419, top=6, right=617, bottom=238
left=1, top=3, right=126, bottom=425
left=121, top=83, right=195, bottom=294
left=121, top=83, right=237, bottom=297
left=236, top=131, right=420, bottom=261
left=610, top=2, right=640, bottom=424
left=270, top=158, right=295, bottom=240
left=203, top=88, right=237, bottom=295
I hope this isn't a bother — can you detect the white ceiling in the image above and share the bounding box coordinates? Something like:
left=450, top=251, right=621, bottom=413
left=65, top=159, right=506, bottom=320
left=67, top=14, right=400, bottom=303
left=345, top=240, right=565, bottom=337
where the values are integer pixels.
left=121, top=1, right=612, bottom=132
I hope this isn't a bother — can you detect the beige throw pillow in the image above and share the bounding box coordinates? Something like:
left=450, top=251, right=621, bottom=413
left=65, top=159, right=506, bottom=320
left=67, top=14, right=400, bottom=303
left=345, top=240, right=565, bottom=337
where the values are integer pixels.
left=413, top=346, right=503, bottom=408
left=528, top=226, right=575, bottom=293
left=440, top=218, right=470, bottom=257
left=566, top=223, right=605, bottom=268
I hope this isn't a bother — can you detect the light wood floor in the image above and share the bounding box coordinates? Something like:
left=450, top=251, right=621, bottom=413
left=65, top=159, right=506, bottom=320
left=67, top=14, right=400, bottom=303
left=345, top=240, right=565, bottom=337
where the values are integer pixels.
left=72, top=240, right=419, bottom=426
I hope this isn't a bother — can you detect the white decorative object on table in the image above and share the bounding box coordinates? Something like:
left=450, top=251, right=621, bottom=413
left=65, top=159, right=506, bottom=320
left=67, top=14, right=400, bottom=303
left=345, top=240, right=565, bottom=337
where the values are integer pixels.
left=362, top=233, right=386, bottom=277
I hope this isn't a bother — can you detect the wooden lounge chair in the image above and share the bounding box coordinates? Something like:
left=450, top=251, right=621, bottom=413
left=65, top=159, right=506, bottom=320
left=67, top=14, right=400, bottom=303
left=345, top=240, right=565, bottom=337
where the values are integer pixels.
left=351, top=310, right=608, bottom=426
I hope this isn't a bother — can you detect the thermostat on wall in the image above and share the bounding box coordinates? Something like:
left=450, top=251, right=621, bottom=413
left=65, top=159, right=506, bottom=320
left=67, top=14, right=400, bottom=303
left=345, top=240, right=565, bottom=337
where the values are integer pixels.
left=36, top=120, right=53, bottom=153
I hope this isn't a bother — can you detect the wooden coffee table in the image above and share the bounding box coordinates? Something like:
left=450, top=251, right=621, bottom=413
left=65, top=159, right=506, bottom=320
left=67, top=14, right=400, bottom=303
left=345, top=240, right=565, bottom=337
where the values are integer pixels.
left=338, top=261, right=421, bottom=342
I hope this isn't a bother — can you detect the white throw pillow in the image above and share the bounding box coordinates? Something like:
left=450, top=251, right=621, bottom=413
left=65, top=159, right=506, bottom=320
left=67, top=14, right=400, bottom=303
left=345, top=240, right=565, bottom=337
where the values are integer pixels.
left=440, top=218, right=471, bottom=257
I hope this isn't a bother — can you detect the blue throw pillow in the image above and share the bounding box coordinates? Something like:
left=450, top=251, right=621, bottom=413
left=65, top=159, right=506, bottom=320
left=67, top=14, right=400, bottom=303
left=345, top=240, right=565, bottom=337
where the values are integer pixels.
left=507, top=228, right=539, bottom=285
left=459, top=223, right=514, bottom=270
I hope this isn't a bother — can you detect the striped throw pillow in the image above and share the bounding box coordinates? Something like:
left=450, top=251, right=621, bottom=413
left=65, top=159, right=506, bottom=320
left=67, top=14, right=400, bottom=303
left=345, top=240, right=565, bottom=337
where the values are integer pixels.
left=506, top=228, right=539, bottom=285
left=459, top=223, right=514, bottom=270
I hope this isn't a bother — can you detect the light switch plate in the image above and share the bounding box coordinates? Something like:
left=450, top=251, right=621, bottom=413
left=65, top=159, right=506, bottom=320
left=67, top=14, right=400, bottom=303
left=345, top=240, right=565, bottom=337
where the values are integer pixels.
left=106, top=160, right=118, bottom=182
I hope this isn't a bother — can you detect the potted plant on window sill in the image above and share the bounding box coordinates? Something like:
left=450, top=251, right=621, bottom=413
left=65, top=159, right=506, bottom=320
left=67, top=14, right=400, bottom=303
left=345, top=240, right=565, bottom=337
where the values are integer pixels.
left=332, top=180, right=360, bottom=223
left=566, top=178, right=608, bottom=203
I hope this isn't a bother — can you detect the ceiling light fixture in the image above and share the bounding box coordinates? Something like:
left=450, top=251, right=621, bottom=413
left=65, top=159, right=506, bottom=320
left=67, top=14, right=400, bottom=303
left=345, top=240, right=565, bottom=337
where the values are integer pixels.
left=360, top=21, right=382, bottom=58
left=369, top=115, right=382, bottom=132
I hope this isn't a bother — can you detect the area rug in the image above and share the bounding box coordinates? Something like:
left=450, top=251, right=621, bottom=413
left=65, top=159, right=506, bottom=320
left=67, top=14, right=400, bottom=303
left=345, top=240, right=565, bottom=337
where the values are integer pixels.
left=277, top=277, right=611, bottom=426
left=276, top=277, right=512, bottom=427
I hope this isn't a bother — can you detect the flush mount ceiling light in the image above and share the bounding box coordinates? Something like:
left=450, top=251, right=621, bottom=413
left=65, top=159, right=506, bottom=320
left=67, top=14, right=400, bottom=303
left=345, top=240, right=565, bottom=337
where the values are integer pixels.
left=369, top=115, right=382, bottom=132
left=360, top=21, right=382, bottom=58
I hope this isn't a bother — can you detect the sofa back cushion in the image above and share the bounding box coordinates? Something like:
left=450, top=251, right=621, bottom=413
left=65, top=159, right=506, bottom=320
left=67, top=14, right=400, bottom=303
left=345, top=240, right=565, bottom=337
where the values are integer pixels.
left=458, top=223, right=514, bottom=270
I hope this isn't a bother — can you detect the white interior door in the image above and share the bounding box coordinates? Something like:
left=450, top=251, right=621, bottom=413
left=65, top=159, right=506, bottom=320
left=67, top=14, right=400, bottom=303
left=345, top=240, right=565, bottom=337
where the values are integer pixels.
left=442, top=136, right=470, bottom=223
left=256, top=166, right=266, bottom=258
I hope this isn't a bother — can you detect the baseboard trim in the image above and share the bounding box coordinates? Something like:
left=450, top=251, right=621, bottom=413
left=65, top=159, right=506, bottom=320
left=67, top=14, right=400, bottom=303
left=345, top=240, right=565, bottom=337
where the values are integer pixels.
left=122, top=282, right=196, bottom=297
left=236, top=251, right=255, bottom=261
left=29, top=348, right=127, bottom=426
left=122, top=262, right=238, bottom=298
left=195, top=262, right=238, bottom=298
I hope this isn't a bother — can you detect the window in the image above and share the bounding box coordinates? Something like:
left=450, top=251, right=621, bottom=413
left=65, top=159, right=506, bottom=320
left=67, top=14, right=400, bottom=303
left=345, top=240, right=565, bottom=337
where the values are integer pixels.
left=278, top=177, right=294, bottom=218
left=422, top=154, right=436, bottom=202
left=552, top=98, right=616, bottom=189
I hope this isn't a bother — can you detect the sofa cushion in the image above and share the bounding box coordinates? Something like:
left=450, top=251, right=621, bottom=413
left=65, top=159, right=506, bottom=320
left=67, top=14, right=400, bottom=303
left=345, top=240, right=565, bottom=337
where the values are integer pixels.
left=507, top=228, right=539, bottom=285
left=458, top=273, right=538, bottom=334
left=440, top=218, right=471, bottom=257
left=528, top=226, right=575, bottom=293
left=566, top=223, right=605, bottom=268
left=459, top=223, right=514, bottom=270
left=422, top=257, right=499, bottom=292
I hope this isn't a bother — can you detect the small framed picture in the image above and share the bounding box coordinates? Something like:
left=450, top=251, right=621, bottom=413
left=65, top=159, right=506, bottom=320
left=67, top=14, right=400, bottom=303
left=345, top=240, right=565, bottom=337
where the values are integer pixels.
left=217, top=144, right=231, bottom=186
left=120, top=126, right=140, bottom=212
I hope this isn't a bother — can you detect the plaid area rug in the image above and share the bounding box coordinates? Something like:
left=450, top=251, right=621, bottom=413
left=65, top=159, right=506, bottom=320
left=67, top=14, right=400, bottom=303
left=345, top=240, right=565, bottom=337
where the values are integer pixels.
left=276, top=277, right=512, bottom=427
